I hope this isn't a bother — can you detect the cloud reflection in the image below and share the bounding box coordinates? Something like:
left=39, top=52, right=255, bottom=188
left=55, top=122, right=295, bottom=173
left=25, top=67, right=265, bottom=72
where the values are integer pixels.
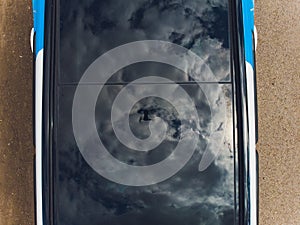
left=55, top=0, right=234, bottom=224
left=59, top=0, right=230, bottom=84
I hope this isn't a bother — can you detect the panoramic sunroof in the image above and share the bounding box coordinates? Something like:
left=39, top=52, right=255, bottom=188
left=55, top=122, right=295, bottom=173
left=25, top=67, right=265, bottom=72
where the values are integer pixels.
left=54, top=1, right=236, bottom=225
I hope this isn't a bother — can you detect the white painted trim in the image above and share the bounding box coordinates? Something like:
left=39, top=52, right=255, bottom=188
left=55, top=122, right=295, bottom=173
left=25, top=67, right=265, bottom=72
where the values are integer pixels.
left=30, top=28, right=34, bottom=53
left=35, top=49, right=44, bottom=225
left=254, top=26, right=258, bottom=52
left=246, top=62, right=257, bottom=225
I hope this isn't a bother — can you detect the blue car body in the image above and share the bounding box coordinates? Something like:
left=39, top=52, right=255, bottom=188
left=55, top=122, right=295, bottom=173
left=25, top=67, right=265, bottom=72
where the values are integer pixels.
left=32, top=1, right=258, bottom=225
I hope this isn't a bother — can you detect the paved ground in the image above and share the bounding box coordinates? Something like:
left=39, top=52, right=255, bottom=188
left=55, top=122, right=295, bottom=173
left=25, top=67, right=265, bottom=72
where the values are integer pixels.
left=0, top=1, right=35, bottom=225
left=256, top=1, right=300, bottom=224
left=0, top=1, right=299, bottom=225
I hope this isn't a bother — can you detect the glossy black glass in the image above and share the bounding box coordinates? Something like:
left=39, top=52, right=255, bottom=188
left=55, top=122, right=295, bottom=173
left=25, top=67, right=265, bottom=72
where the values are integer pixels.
left=54, top=1, right=236, bottom=225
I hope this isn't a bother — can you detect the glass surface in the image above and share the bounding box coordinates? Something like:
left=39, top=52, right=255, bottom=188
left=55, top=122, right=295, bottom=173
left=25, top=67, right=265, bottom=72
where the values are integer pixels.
left=55, top=84, right=234, bottom=225
left=59, top=0, right=230, bottom=84
left=55, top=0, right=235, bottom=225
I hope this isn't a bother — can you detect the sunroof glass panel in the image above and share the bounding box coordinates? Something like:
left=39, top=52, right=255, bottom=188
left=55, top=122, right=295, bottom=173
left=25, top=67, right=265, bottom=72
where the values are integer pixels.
left=59, top=0, right=231, bottom=84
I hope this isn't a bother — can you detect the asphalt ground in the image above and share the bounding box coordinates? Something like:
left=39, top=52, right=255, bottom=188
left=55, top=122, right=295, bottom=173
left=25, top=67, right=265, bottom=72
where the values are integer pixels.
left=0, top=1, right=299, bottom=225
